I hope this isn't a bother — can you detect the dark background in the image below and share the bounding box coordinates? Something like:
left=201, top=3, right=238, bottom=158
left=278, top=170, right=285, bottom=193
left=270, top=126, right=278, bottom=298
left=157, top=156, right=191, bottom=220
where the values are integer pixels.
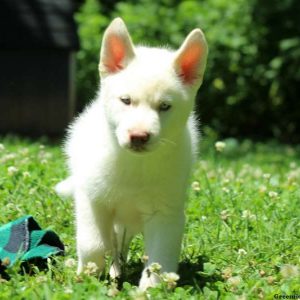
left=0, top=0, right=299, bottom=143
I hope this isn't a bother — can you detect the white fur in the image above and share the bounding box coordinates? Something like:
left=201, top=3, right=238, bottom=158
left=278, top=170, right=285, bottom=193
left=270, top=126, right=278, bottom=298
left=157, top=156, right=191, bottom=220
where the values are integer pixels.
left=56, top=18, right=208, bottom=290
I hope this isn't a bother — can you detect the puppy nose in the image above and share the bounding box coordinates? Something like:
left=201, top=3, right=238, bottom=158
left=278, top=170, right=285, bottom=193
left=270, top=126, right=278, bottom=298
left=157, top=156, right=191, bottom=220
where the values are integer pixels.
left=129, top=131, right=150, bottom=147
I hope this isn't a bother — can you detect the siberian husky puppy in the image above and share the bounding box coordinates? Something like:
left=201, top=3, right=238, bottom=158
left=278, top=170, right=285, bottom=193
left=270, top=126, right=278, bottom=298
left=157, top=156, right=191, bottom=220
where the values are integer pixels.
left=56, top=17, right=208, bottom=290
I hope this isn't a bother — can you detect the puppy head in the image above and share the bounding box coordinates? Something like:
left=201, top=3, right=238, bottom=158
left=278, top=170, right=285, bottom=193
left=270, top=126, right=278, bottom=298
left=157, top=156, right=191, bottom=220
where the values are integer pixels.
left=99, top=18, right=208, bottom=154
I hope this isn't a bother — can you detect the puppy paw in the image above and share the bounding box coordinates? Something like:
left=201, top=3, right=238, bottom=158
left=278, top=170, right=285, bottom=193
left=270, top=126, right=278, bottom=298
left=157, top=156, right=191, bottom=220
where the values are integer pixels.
left=109, top=262, right=121, bottom=279
left=139, top=269, right=161, bottom=291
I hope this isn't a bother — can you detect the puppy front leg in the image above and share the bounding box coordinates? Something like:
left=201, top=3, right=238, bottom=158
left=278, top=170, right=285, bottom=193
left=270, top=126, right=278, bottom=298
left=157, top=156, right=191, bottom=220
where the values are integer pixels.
left=139, top=211, right=185, bottom=290
left=75, top=190, right=113, bottom=275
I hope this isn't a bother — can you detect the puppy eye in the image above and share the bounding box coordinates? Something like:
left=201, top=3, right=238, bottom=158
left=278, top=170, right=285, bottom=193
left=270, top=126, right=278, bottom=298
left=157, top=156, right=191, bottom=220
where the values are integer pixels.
left=120, top=95, right=131, bottom=105
left=159, top=102, right=171, bottom=112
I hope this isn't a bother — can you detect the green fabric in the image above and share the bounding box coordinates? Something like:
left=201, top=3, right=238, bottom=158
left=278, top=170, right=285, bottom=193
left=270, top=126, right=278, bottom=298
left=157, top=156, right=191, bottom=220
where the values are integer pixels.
left=0, top=216, right=64, bottom=269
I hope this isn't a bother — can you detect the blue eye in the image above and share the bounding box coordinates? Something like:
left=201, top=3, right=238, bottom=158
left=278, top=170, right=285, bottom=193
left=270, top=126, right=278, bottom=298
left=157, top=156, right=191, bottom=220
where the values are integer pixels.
left=159, top=102, right=171, bottom=112
left=120, top=95, right=131, bottom=105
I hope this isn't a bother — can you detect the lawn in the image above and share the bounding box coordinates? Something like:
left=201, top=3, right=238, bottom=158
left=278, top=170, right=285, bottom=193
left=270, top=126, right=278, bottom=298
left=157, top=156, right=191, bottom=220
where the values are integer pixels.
left=0, top=135, right=299, bottom=299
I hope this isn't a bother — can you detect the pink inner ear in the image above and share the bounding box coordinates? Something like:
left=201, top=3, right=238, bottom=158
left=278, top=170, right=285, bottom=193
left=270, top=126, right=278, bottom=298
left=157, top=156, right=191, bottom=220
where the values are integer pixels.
left=179, top=44, right=203, bottom=84
left=106, top=35, right=125, bottom=73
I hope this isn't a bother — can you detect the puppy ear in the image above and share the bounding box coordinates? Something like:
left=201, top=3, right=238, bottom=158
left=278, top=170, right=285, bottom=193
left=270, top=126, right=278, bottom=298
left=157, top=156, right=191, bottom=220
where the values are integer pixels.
left=99, top=18, right=135, bottom=77
left=174, top=29, right=208, bottom=86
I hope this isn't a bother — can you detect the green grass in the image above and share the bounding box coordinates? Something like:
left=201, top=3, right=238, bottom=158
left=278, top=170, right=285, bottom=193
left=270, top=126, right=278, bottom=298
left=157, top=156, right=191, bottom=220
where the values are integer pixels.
left=0, top=135, right=299, bottom=299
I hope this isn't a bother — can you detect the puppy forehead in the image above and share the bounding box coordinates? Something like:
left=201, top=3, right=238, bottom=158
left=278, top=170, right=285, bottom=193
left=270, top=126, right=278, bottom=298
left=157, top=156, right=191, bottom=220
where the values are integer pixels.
left=119, top=77, right=174, bottom=104
left=117, top=68, right=179, bottom=101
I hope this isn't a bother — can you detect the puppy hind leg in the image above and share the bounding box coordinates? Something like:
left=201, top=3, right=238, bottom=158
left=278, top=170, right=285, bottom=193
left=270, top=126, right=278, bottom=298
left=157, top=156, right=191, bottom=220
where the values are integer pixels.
left=109, top=224, right=133, bottom=279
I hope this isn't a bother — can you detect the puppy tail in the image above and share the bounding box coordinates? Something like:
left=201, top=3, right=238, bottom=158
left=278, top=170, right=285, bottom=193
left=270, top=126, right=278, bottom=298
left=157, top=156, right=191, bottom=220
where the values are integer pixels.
left=55, top=177, right=74, bottom=198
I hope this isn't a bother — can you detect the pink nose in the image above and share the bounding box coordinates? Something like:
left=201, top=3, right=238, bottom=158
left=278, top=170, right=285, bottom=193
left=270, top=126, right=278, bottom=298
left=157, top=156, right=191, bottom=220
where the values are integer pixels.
left=129, top=131, right=150, bottom=148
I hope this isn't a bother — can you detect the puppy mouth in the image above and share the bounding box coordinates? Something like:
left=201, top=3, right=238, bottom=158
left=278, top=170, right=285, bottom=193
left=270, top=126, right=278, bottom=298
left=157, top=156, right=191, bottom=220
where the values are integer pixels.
left=129, top=144, right=149, bottom=153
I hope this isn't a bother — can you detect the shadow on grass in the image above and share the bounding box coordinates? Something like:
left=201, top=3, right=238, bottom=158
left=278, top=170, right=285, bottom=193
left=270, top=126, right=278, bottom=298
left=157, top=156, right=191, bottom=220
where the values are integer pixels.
left=178, top=256, right=222, bottom=289
left=107, top=255, right=222, bottom=290
left=0, top=256, right=62, bottom=281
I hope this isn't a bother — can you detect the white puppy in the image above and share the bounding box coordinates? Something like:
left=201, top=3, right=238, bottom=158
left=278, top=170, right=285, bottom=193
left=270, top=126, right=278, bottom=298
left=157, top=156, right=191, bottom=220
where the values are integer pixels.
left=56, top=17, right=208, bottom=290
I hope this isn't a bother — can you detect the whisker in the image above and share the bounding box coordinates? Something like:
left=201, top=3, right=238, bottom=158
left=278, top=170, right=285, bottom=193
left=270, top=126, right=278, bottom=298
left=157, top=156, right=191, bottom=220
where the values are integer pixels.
left=160, top=138, right=177, bottom=146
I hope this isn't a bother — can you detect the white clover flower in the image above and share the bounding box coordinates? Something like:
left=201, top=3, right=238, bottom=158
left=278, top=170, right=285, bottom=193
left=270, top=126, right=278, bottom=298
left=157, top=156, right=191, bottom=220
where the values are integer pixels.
left=29, top=188, right=37, bottom=195
left=7, top=166, right=18, bottom=176
left=22, top=171, right=31, bottom=178
left=200, top=160, right=209, bottom=170
left=241, top=210, right=249, bottom=218
left=191, top=181, right=201, bottom=192
left=287, top=169, right=300, bottom=184
left=0, top=277, right=7, bottom=283
left=222, top=178, right=230, bottom=185
left=263, top=173, right=271, bottom=180
left=148, top=262, right=162, bottom=274
left=107, top=282, right=119, bottom=297
left=241, top=210, right=256, bottom=221
left=267, top=276, right=275, bottom=284
left=141, top=255, right=149, bottom=263
left=162, top=272, right=179, bottom=282
left=1, top=153, right=16, bottom=163
left=259, top=270, right=266, bottom=277
left=227, top=276, right=242, bottom=287
left=0, top=143, right=5, bottom=151
left=253, top=168, right=263, bottom=178
left=222, top=187, right=230, bottom=194
left=129, top=288, right=147, bottom=300
left=162, top=272, right=180, bottom=289
left=238, top=248, right=247, bottom=256
left=215, top=141, right=226, bottom=152
left=221, top=267, right=233, bottom=280
left=268, top=191, right=278, bottom=198
left=20, top=148, right=29, bottom=156
left=84, top=262, right=99, bottom=275
left=259, top=185, right=267, bottom=193
left=225, top=170, right=235, bottom=180
left=20, top=157, right=30, bottom=165
left=236, top=178, right=244, bottom=184
left=64, top=287, right=73, bottom=294
left=201, top=215, right=207, bottom=221
left=6, top=203, right=15, bottom=210
left=1, top=257, right=11, bottom=267
left=64, top=258, right=76, bottom=268
left=46, top=152, right=53, bottom=159
left=207, top=171, right=216, bottom=179
left=220, top=209, right=231, bottom=221
left=36, top=275, right=47, bottom=283
left=39, top=151, right=53, bottom=160
left=280, top=264, right=299, bottom=278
